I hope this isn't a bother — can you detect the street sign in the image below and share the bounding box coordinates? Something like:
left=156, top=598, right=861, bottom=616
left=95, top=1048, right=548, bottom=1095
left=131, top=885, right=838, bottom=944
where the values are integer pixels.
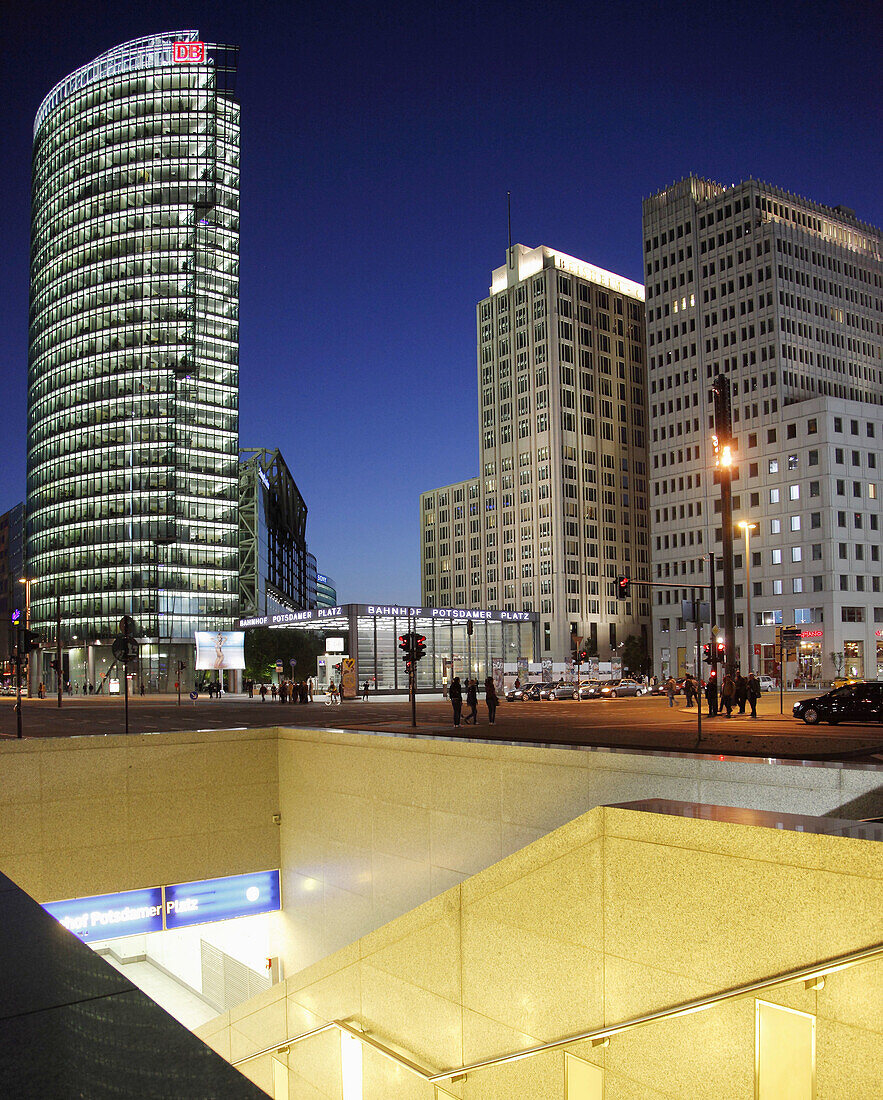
left=112, top=634, right=139, bottom=664
left=289, top=658, right=297, bottom=669
left=275, top=660, right=283, bottom=673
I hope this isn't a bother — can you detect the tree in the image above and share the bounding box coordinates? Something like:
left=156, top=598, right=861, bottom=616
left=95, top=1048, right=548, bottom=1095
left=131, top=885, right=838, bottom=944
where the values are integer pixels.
left=829, top=651, right=844, bottom=678
left=244, top=628, right=326, bottom=682
left=620, top=634, right=650, bottom=676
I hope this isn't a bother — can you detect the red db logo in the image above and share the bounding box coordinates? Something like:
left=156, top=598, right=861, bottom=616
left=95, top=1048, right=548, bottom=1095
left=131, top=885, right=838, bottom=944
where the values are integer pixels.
left=173, top=42, right=205, bottom=63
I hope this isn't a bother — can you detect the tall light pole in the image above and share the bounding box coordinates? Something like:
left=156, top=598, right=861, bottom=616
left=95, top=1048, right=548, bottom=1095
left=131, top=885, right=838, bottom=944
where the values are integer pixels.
left=712, top=375, right=736, bottom=675
left=19, top=577, right=33, bottom=697
left=738, top=522, right=757, bottom=674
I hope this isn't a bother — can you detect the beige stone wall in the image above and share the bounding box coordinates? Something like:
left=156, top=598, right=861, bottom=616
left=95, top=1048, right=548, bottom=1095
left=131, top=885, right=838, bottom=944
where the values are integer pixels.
left=274, top=727, right=880, bottom=976
left=0, top=729, right=280, bottom=902
left=198, top=804, right=883, bottom=1100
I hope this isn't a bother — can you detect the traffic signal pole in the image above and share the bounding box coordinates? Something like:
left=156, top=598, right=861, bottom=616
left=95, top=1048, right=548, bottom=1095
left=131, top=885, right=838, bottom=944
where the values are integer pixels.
left=620, top=575, right=709, bottom=742
left=15, top=623, right=22, bottom=740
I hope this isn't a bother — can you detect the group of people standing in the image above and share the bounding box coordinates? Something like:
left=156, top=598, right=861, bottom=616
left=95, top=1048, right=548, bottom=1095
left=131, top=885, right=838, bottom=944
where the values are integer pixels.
left=447, top=676, right=499, bottom=726
left=664, top=672, right=761, bottom=718
left=248, top=678, right=314, bottom=703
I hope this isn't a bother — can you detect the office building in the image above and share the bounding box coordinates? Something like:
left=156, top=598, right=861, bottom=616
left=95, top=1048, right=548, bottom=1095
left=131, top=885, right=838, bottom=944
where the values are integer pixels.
left=239, top=448, right=310, bottom=618
left=422, top=244, right=650, bottom=664
left=315, top=571, right=338, bottom=609
left=26, top=31, right=240, bottom=690
left=0, top=504, right=25, bottom=673
left=644, top=176, right=883, bottom=681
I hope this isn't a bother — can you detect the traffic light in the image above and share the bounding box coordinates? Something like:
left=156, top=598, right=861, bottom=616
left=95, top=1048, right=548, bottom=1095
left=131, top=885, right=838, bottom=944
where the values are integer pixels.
left=413, top=634, right=427, bottom=662
left=333, top=662, right=342, bottom=674
left=50, top=658, right=61, bottom=674
left=716, top=640, right=726, bottom=664
left=616, top=575, right=630, bottom=598
left=398, top=633, right=412, bottom=658
left=702, top=644, right=711, bottom=664
left=21, top=630, right=40, bottom=652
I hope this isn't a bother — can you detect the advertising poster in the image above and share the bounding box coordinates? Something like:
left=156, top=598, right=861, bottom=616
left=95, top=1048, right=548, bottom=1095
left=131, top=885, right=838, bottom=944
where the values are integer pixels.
left=341, top=657, right=357, bottom=700
left=492, top=658, right=504, bottom=696
left=195, top=631, right=245, bottom=670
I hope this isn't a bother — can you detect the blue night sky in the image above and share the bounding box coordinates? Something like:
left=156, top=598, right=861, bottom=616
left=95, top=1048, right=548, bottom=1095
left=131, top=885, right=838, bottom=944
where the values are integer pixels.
left=1, top=1, right=880, bottom=604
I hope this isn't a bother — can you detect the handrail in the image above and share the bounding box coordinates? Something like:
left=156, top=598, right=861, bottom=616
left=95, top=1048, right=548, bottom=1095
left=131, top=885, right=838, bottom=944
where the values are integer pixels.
left=231, top=941, right=883, bottom=1080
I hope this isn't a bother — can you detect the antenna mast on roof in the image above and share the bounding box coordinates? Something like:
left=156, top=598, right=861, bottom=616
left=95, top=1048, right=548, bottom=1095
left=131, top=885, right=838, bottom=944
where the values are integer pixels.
left=507, top=191, right=512, bottom=251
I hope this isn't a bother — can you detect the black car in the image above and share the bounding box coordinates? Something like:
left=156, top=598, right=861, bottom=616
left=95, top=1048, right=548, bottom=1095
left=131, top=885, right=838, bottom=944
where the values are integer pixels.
left=793, top=682, right=883, bottom=725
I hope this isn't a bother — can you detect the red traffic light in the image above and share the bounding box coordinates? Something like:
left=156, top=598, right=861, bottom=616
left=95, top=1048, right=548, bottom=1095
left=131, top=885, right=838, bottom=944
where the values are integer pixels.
left=413, top=634, right=427, bottom=661
left=616, top=575, right=630, bottom=598
left=398, top=633, right=412, bottom=654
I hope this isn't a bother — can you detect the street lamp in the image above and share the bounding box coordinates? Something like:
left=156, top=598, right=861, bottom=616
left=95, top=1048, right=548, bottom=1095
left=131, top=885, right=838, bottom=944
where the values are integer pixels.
left=738, top=522, right=757, bottom=674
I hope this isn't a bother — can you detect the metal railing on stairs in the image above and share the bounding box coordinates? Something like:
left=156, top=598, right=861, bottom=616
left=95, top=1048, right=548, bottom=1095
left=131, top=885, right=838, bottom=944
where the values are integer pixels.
left=231, top=941, right=883, bottom=1083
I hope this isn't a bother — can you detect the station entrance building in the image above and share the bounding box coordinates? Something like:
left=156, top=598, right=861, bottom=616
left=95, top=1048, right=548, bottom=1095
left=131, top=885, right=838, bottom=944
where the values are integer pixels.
left=237, top=603, right=539, bottom=694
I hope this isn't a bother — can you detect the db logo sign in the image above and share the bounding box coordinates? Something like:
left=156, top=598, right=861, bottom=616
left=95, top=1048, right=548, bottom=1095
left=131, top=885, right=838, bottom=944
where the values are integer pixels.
left=173, top=41, right=205, bottom=63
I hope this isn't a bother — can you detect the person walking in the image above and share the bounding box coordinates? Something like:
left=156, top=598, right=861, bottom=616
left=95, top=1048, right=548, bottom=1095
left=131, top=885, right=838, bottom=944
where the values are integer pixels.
left=259, top=682, right=267, bottom=702
left=308, top=678, right=314, bottom=702
left=720, top=673, right=736, bottom=718
left=449, top=676, right=463, bottom=726
left=735, top=673, right=748, bottom=715
left=464, top=679, right=478, bottom=724
left=363, top=680, right=370, bottom=701
left=683, top=675, right=695, bottom=708
left=664, top=676, right=677, bottom=707
left=705, top=674, right=718, bottom=717
left=484, top=676, right=498, bottom=724
left=747, top=673, right=761, bottom=719
left=279, top=681, right=288, bottom=704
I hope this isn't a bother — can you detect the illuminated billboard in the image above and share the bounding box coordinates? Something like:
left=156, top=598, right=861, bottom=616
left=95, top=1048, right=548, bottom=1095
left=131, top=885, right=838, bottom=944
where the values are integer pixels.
left=195, top=631, right=245, bottom=670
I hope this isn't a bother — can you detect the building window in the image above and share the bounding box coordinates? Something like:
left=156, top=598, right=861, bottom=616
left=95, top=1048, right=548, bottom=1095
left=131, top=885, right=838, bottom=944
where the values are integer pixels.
left=842, top=607, right=865, bottom=623
left=789, top=485, right=799, bottom=501
left=769, top=488, right=780, bottom=504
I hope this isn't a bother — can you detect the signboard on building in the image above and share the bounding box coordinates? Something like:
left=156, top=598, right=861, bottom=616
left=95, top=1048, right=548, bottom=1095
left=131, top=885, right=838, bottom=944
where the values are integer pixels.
left=43, top=887, right=164, bottom=941
left=44, top=871, right=281, bottom=941
left=172, top=41, right=205, bottom=62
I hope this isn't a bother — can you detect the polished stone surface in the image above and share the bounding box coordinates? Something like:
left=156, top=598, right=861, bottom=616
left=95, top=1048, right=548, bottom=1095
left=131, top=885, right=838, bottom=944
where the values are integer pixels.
left=0, top=871, right=267, bottom=1098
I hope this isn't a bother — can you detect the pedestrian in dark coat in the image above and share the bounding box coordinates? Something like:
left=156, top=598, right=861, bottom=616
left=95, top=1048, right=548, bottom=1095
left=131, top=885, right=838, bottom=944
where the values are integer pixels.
left=720, top=673, right=735, bottom=718
left=747, top=673, right=761, bottom=719
left=464, top=679, right=478, bottom=724
left=735, top=673, right=748, bottom=714
left=484, top=676, right=498, bottom=724
left=449, top=677, right=463, bottom=726
left=683, top=676, right=694, bottom=707
left=705, top=676, right=718, bottom=716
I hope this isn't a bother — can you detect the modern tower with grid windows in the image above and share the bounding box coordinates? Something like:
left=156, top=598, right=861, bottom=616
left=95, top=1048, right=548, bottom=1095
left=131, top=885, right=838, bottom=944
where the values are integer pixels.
left=26, top=31, right=240, bottom=691
left=421, top=245, right=651, bottom=665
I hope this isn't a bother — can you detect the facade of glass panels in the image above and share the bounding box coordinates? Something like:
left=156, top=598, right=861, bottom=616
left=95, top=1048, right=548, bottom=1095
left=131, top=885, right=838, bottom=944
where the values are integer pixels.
left=238, top=604, right=539, bottom=694
left=27, top=32, right=240, bottom=687
left=239, top=448, right=310, bottom=618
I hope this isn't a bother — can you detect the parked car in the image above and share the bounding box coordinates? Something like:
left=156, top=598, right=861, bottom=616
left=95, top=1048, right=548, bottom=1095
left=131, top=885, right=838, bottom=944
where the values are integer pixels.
left=506, top=683, right=534, bottom=701
left=524, top=682, right=556, bottom=700
left=547, top=683, right=577, bottom=700
left=831, top=677, right=861, bottom=690
left=578, top=680, right=604, bottom=699
left=757, top=674, right=775, bottom=692
left=793, top=682, right=883, bottom=725
left=600, top=678, right=647, bottom=698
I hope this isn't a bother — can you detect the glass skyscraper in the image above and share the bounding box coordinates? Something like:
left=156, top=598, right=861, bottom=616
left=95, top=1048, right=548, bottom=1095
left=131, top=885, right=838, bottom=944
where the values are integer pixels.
left=27, top=31, right=240, bottom=691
